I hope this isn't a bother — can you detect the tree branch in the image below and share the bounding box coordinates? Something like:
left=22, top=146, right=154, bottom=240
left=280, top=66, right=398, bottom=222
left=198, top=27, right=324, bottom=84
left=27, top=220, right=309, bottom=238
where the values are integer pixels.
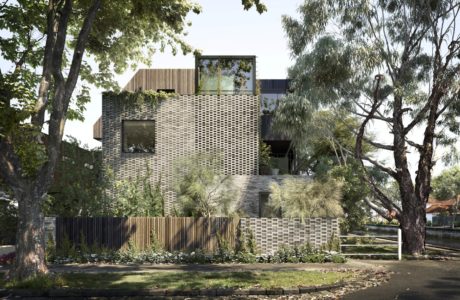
left=361, top=155, right=397, bottom=178
left=405, top=139, right=423, bottom=151
left=362, top=136, right=394, bottom=151
left=14, top=31, right=32, bottom=73
left=41, top=0, right=101, bottom=192
left=32, top=0, right=58, bottom=127
left=364, top=197, right=394, bottom=222
left=63, top=0, right=101, bottom=102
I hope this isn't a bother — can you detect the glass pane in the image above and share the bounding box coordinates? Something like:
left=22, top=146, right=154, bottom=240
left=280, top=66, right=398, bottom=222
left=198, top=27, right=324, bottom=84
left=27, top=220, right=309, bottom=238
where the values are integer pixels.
left=123, top=121, right=155, bottom=153
left=197, top=57, right=255, bottom=95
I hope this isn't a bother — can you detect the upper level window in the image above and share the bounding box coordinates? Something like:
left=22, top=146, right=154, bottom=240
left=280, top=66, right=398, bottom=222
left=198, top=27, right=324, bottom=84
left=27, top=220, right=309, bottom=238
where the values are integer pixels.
left=196, top=56, right=256, bottom=95
left=122, top=120, right=155, bottom=153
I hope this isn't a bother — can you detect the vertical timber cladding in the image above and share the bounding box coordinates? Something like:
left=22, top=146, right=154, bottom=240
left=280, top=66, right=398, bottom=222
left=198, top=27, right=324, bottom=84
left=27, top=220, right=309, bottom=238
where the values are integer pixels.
left=102, top=93, right=259, bottom=215
left=123, top=69, right=195, bottom=94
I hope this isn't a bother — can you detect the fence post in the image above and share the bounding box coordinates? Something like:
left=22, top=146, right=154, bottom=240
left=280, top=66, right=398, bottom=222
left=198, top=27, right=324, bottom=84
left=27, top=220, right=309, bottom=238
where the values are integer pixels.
left=397, top=228, right=402, bottom=261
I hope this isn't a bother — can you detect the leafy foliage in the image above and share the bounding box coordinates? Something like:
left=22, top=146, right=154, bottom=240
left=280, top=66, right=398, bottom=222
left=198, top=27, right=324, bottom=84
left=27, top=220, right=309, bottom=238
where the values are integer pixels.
left=0, top=200, right=17, bottom=244
left=269, top=177, right=344, bottom=219
left=104, top=90, right=173, bottom=111
left=173, top=153, right=236, bottom=217
left=259, top=140, right=272, bottom=166
left=113, top=164, right=164, bottom=217
left=282, top=0, right=460, bottom=253
left=0, top=0, right=266, bottom=279
left=432, top=165, right=460, bottom=200
left=43, top=137, right=106, bottom=216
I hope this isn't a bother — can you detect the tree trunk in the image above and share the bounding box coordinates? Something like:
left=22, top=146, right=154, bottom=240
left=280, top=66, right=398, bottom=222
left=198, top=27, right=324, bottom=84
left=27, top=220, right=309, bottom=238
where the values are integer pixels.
left=400, top=198, right=426, bottom=255
left=10, top=185, right=48, bottom=280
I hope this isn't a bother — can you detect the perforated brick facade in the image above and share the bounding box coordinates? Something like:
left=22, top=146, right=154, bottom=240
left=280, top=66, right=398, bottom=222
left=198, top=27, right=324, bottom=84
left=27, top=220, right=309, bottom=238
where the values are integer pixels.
left=239, top=218, right=340, bottom=253
left=102, top=94, right=259, bottom=214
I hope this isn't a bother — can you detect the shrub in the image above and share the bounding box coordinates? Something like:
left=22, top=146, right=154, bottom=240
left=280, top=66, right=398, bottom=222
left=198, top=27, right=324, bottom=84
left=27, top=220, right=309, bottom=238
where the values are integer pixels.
left=5, top=274, right=66, bottom=290
left=0, top=200, right=17, bottom=244
left=173, top=153, right=237, bottom=217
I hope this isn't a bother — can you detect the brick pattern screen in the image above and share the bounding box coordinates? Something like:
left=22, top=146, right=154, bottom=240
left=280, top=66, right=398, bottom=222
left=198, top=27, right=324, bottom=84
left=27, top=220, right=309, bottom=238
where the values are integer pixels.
left=239, top=218, right=340, bottom=253
left=102, top=94, right=259, bottom=214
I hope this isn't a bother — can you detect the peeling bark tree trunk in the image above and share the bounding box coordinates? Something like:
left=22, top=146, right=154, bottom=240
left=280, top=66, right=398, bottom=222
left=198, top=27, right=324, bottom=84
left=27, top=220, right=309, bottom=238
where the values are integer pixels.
left=400, top=197, right=426, bottom=255
left=11, top=185, right=48, bottom=279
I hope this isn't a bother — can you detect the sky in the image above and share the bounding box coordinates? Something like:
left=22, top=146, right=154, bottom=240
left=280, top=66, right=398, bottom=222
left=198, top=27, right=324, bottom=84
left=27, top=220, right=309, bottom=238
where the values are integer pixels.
left=64, top=0, right=303, bottom=149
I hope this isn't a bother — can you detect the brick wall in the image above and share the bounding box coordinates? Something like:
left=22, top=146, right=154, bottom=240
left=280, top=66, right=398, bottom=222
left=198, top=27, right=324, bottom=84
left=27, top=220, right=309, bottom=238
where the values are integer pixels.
left=240, top=218, right=340, bottom=254
left=102, top=94, right=259, bottom=214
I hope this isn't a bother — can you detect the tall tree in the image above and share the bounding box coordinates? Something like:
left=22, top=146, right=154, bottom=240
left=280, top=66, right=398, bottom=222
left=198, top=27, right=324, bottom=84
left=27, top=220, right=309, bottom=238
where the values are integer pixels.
left=274, top=107, right=374, bottom=232
left=283, top=0, right=460, bottom=254
left=0, top=0, right=265, bottom=280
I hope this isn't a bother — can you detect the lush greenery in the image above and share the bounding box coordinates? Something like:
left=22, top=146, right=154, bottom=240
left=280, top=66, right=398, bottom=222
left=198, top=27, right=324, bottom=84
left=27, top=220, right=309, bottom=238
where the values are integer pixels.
left=0, top=0, right=201, bottom=280
left=42, top=227, right=343, bottom=265
left=432, top=166, right=460, bottom=201
left=0, top=0, right=267, bottom=279
left=112, top=165, right=164, bottom=217
left=45, top=242, right=344, bottom=265
left=173, top=153, right=236, bottom=217
left=269, top=177, right=344, bottom=219
left=281, top=0, right=460, bottom=254
left=43, top=137, right=106, bottom=217
left=1, top=270, right=352, bottom=291
left=274, top=109, right=373, bottom=232
left=0, top=200, right=17, bottom=245
left=259, top=140, right=272, bottom=167
left=105, top=90, right=173, bottom=111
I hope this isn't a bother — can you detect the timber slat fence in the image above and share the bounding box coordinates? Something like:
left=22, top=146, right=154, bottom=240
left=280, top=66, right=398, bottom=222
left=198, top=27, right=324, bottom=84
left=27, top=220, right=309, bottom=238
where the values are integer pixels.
left=54, top=217, right=340, bottom=254
left=56, top=217, right=239, bottom=252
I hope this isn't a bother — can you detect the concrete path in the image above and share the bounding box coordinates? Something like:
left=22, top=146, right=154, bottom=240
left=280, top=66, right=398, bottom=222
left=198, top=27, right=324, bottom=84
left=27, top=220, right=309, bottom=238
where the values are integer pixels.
left=343, top=259, right=460, bottom=300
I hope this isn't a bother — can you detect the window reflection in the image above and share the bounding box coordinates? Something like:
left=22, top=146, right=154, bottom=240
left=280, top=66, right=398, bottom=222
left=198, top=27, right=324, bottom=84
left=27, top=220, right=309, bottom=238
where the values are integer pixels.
left=196, top=56, right=255, bottom=95
left=122, top=120, right=155, bottom=153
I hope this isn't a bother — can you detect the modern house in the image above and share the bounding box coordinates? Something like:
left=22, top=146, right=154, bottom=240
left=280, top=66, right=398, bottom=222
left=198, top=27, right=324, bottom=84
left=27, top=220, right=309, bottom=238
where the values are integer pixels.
left=94, top=55, right=305, bottom=217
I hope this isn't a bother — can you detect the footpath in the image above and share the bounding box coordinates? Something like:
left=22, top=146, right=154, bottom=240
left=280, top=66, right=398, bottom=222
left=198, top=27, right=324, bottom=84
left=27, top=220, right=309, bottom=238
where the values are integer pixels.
left=343, top=259, right=460, bottom=300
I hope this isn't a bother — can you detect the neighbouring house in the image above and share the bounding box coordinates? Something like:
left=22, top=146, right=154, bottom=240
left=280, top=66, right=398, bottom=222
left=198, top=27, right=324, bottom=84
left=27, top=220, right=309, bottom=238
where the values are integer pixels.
left=427, top=196, right=460, bottom=227
left=94, top=55, right=308, bottom=217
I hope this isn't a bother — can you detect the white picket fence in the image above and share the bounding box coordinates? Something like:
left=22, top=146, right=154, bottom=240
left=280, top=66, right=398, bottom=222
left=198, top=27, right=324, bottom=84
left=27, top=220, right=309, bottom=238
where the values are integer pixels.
left=340, top=228, right=402, bottom=260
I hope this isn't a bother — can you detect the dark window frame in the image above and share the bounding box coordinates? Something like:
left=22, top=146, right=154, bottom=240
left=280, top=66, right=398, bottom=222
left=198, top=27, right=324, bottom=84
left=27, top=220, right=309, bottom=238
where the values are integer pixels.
left=195, top=55, right=257, bottom=95
left=121, top=120, right=156, bottom=154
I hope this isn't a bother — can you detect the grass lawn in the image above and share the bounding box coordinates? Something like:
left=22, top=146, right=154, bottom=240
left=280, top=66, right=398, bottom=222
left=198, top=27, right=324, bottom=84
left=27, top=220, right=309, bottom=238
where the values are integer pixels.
left=0, top=270, right=355, bottom=290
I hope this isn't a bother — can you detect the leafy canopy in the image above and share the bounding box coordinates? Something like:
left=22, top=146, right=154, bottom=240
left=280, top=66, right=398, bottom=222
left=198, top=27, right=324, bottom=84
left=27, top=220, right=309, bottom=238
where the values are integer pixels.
left=432, top=165, right=460, bottom=200
left=282, top=0, right=460, bottom=231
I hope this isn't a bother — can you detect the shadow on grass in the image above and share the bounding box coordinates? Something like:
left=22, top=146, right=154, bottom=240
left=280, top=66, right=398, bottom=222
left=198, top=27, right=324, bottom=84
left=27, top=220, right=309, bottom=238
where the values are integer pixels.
left=65, top=271, right=263, bottom=290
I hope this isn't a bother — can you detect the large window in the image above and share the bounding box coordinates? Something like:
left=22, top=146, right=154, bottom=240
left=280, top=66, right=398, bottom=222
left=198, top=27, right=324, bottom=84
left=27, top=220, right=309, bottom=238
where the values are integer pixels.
left=196, top=56, right=256, bottom=95
left=122, top=120, right=155, bottom=153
